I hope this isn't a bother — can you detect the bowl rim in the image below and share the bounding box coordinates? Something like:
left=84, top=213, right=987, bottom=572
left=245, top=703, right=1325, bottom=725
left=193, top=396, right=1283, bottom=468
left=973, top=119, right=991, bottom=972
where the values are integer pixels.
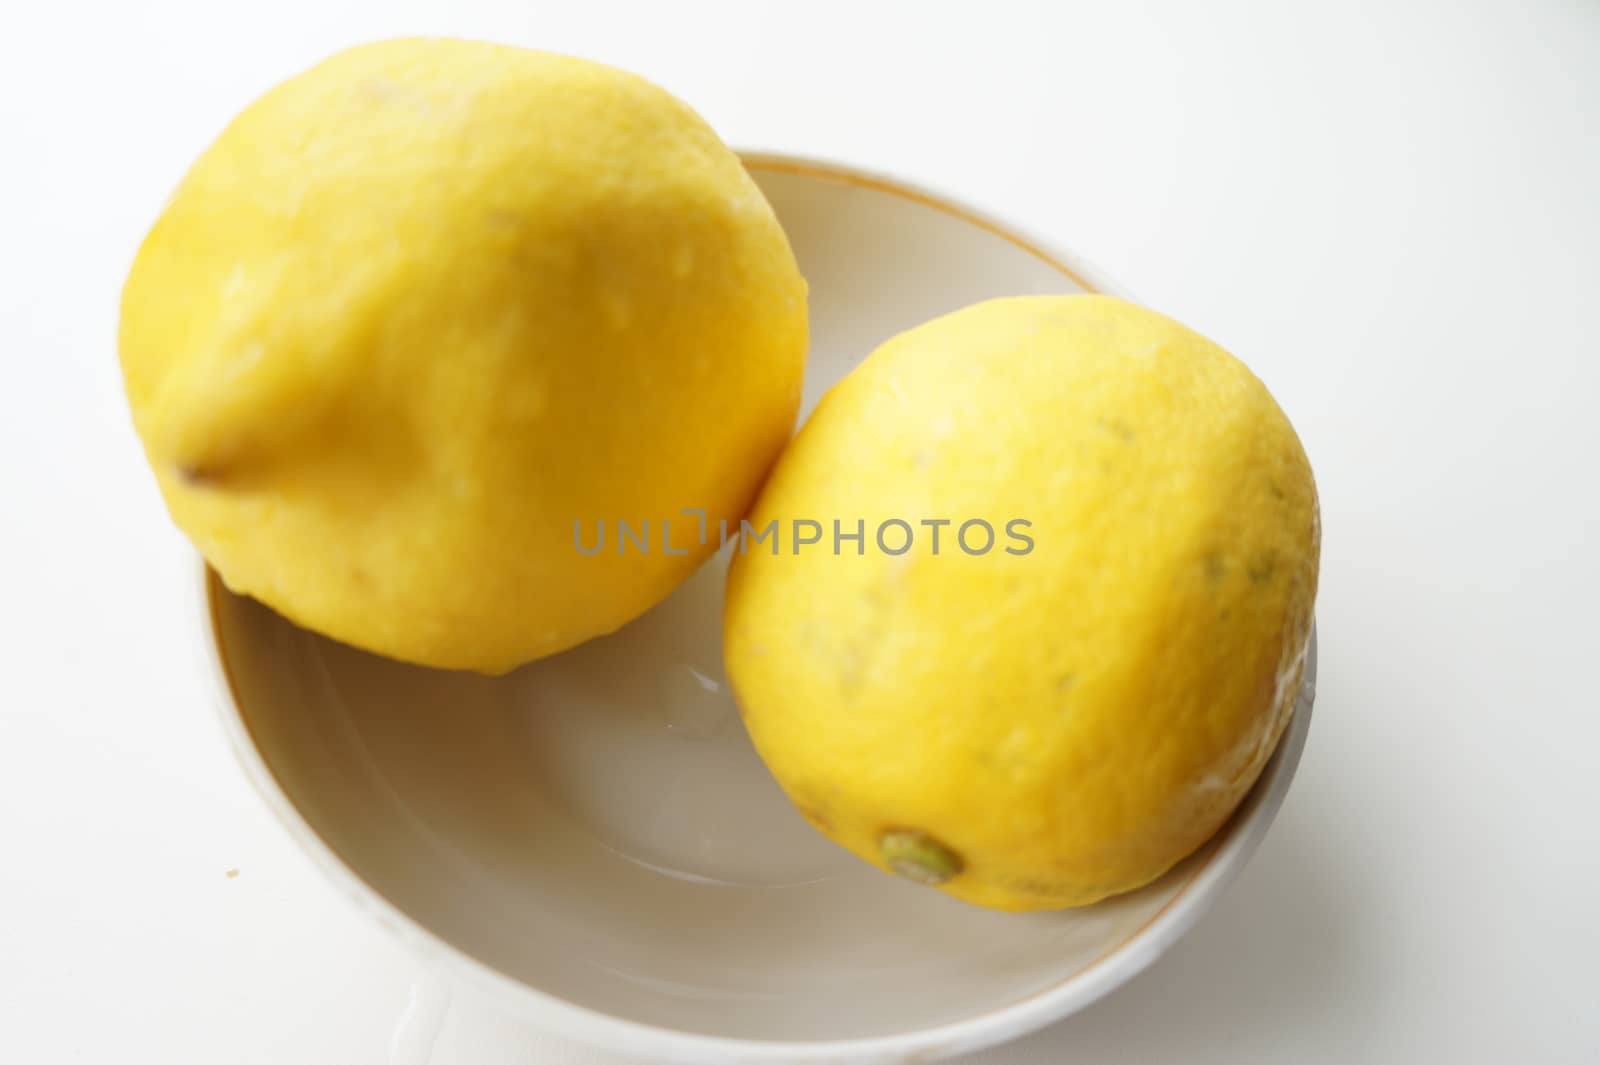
left=195, top=149, right=1318, bottom=1065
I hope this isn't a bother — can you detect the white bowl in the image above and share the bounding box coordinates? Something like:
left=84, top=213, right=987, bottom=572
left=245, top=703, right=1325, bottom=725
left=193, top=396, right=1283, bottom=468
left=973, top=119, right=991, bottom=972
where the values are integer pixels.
left=199, top=152, right=1317, bottom=1064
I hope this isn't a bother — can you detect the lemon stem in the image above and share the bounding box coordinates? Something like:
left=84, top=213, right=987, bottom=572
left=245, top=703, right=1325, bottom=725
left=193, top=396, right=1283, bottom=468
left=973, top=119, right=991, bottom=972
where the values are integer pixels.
left=880, top=829, right=963, bottom=885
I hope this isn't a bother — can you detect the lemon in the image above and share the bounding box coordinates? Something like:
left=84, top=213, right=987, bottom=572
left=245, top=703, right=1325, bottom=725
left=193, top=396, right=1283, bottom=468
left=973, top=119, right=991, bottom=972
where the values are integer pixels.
left=724, top=295, right=1318, bottom=910
left=119, top=39, right=807, bottom=673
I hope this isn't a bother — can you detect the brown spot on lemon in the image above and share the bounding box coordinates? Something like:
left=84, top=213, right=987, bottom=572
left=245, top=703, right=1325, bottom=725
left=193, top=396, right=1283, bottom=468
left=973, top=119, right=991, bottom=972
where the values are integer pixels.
left=1249, top=553, right=1279, bottom=584
left=176, top=462, right=228, bottom=488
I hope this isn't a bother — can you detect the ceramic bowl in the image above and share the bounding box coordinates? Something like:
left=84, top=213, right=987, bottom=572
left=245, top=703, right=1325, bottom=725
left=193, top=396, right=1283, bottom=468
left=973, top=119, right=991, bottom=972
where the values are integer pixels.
left=200, top=152, right=1317, bottom=1064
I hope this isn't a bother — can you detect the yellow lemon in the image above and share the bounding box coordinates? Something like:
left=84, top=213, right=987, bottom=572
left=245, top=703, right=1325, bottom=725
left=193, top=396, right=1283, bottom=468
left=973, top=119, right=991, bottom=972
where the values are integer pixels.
left=724, top=295, right=1317, bottom=910
left=120, top=39, right=807, bottom=673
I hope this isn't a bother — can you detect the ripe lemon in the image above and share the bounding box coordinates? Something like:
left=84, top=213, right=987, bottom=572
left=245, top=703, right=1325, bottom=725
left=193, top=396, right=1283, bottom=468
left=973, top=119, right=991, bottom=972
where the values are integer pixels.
left=120, top=39, right=807, bottom=673
left=724, top=295, right=1318, bottom=910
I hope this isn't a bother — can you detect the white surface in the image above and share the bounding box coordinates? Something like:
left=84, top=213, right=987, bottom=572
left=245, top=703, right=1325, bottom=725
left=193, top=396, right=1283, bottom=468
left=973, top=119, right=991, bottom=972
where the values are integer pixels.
left=1, top=1, right=1596, bottom=1063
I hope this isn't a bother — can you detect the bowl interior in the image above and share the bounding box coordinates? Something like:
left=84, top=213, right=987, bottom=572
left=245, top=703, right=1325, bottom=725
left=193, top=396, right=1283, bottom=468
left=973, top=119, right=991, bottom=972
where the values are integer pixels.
left=212, top=159, right=1292, bottom=1044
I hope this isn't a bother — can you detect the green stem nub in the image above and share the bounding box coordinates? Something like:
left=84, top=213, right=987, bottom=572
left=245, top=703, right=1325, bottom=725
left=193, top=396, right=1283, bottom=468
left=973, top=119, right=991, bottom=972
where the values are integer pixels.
left=880, top=829, right=963, bottom=886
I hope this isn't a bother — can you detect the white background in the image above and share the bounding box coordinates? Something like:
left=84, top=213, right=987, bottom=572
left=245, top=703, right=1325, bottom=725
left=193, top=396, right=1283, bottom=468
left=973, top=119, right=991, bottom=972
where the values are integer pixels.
left=3, top=1, right=1598, bottom=1062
